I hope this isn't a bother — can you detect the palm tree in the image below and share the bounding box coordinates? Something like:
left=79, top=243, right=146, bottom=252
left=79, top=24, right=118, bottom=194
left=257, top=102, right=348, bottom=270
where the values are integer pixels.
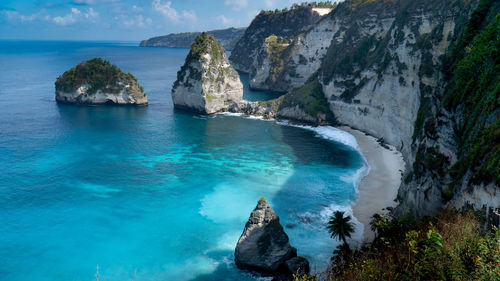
left=327, top=211, right=355, bottom=245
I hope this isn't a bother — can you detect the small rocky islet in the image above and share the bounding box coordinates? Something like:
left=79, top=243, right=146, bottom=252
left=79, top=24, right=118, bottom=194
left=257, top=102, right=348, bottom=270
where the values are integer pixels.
left=55, top=58, right=148, bottom=105
left=171, top=32, right=243, bottom=114
left=235, top=198, right=310, bottom=278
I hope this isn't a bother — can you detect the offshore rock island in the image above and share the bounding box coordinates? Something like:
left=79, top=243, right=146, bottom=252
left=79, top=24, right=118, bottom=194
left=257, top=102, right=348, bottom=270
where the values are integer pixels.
left=55, top=58, right=148, bottom=105
left=171, top=33, right=243, bottom=114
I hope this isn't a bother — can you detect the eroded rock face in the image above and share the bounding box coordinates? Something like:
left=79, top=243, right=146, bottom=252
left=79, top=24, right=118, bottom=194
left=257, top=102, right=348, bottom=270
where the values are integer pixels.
left=235, top=198, right=309, bottom=276
left=171, top=33, right=243, bottom=114
left=230, top=7, right=324, bottom=72
left=55, top=58, right=147, bottom=105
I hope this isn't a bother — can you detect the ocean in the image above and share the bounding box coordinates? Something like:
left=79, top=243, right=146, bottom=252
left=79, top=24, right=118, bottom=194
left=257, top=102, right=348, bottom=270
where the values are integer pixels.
left=0, top=40, right=367, bottom=281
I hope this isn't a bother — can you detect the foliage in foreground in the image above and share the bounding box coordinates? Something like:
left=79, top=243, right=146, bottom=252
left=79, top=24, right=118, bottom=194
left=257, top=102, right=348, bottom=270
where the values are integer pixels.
left=295, top=210, right=499, bottom=281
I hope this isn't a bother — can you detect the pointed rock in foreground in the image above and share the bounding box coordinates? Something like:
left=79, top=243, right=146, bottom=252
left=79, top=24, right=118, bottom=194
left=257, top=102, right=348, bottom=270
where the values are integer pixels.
left=171, top=32, right=243, bottom=114
left=235, top=197, right=309, bottom=277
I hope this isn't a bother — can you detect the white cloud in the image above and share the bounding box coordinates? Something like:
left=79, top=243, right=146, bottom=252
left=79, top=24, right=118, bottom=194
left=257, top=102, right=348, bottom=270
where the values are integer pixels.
left=1, top=9, right=45, bottom=23
left=85, top=7, right=98, bottom=19
left=217, top=15, right=233, bottom=27
left=123, top=14, right=152, bottom=28
left=132, top=5, right=144, bottom=12
left=224, top=0, right=247, bottom=11
left=52, top=8, right=80, bottom=25
left=51, top=7, right=98, bottom=26
left=152, top=0, right=197, bottom=23
left=182, top=10, right=197, bottom=22
left=152, top=0, right=179, bottom=21
left=72, top=0, right=120, bottom=5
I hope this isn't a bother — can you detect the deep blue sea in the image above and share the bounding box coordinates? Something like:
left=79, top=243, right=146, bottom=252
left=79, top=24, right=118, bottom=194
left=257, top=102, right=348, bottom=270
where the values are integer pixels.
left=0, top=41, right=367, bottom=281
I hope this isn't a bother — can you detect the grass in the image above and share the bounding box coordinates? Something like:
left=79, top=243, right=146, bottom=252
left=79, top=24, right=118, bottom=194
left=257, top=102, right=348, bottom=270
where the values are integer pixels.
left=295, top=210, right=500, bottom=281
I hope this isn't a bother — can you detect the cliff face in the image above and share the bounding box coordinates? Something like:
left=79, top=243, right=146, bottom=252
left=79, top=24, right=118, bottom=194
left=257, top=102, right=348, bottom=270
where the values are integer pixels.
left=139, top=27, right=246, bottom=50
left=55, top=58, right=147, bottom=105
left=397, top=0, right=500, bottom=218
left=231, top=0, right=499, bottom=218
left=171, top=33, right=243, bottom=114
left=229, top=7, right=325, bottom=73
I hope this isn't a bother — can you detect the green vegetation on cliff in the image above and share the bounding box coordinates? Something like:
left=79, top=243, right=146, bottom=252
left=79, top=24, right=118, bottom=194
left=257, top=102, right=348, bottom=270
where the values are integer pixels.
left=55, top=58, right=142, bottom=94
left=230, top=5, right=322, bottom=71
left=265, top=35, right=290, bottom=84
left=279, top=78, right=334, bottom=122
left=445, top=3, right=500, bottom=188
left=296, top=210, right=499, bottom=281
left=409, top=0, right=499, bottom=198
left=188, top=32, right=225, bottom=62
left=174, top=33, right=226, bottom=89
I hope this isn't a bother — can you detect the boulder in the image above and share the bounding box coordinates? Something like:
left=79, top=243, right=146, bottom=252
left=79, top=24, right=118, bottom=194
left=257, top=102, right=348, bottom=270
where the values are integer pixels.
left=235, top=197, right=309, bottom=276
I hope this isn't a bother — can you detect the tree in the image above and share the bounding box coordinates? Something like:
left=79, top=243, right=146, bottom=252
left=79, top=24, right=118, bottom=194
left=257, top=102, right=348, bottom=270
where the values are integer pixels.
left=327, top=211, right=355, bottom=245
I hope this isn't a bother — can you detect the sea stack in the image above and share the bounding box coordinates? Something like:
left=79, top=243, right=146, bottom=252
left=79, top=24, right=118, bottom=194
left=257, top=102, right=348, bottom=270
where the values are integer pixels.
left=235, top=197, right=309, bottom=277
left=55, top=58, right=147, bottom=105
left=171, top=32, right=243, bottom=114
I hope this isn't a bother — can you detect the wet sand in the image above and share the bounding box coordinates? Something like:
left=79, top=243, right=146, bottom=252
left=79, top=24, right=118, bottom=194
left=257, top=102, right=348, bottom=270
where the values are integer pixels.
left=341, top=127, right=405, bottom=243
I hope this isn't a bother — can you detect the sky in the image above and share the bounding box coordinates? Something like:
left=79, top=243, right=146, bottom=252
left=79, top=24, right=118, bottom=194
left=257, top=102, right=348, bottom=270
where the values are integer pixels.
left=0, top=0, right=317, bottom=41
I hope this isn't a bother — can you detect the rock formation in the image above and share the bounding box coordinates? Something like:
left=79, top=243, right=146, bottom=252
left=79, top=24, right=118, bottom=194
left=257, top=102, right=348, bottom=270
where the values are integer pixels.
left=235, top=197, right=309, bottom=277
left=55, top=58, right=147, bottom=105
left=230, top=0, right=499, bottom=218
left=229, top=7, right=326, bottom=72
left=139, top=27, right=246, bottom=51
left=171, top=33, right=243, bottom=114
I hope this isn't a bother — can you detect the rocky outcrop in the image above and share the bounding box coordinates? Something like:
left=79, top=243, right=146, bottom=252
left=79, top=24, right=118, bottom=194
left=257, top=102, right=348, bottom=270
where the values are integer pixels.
left=230, top=0, right=499, bottom=219
left=55, top=58, right=147, bottom=105
left=229, top=7, right=325, bottom=73
left=249, top=35, right=290, bottom=91
left=171, top=33, right=243, bottom=114
left=139, top=27, right=246, bottom=50
left=235, top=198, right=309, bottom=276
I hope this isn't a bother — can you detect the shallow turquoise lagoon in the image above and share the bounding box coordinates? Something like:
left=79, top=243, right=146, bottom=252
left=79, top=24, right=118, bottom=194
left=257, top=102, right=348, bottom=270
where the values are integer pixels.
left=0, top=41, right=366, bottom=280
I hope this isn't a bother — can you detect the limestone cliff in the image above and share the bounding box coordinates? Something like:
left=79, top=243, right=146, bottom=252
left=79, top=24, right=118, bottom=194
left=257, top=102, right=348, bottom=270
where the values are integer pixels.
left=171, top=33, right=243, bottom=114
left=231, top=0, right=499, bottom=219
left=55, top=58, right=147, bottom=105
left=229, top=7, right=325, bottom=73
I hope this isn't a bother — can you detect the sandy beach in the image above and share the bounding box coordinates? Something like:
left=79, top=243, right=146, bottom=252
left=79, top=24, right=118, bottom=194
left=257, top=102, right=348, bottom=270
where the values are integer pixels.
left=341, top=127, right=406, bottom=243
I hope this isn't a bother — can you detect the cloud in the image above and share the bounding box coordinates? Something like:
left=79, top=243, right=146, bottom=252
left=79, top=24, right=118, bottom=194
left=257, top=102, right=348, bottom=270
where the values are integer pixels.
left=0, top=8, right=45, bottom=23
left=72, top=0, right=120, bottom=5
left=132, top=5, right=143, bottom=12
left=182, top=10, right=197, bottom=22
left=217, top=15, right=233, bottom=27
left=123, top=14, right=152, bottom=28
left=264, top=0, right=279, bottom=8
left=152, top=0, right=197, bottom=23
left=51, top=7, right=98, bottom=25
left=152, top=0, right=179, bottom=21
left=224, top=0, right=247, bottom=11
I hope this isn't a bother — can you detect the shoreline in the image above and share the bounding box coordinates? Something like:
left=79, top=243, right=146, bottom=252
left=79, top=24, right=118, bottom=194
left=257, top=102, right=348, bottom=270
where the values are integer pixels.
left=340, top=127, right=405, bottom=243
left=217, top=112, right=406, bottom=243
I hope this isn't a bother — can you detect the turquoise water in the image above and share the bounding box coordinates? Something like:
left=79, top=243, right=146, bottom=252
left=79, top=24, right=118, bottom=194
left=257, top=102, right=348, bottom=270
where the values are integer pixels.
left=0, top=41, right=366, bottom=281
